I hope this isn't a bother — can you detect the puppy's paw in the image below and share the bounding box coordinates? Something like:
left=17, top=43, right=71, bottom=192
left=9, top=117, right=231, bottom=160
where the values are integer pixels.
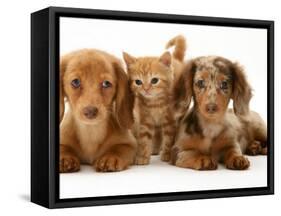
left=160, top=152, right=171, bottom=162
left=226, top=155, right=250, bottom=170
left=60, top=155, right=80, bottom=173
left=134, top=156, right=150, bottom=165
left=95, top=154, right=128, bottom=172
left=246, top=141, right=262, bottom=155
left=175, top=154, right=217, bottom=170
left=196, top=156, right=218, bottom=170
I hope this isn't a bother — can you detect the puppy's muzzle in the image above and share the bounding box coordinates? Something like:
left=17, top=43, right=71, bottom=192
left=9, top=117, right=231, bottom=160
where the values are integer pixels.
left=83, top=106, right=98, bottom=119
left=205, top=103, right=218, bottom=114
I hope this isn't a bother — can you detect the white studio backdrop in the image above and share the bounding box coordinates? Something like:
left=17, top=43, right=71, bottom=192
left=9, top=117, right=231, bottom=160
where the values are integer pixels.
left=59, top=17, right=268, bottom=199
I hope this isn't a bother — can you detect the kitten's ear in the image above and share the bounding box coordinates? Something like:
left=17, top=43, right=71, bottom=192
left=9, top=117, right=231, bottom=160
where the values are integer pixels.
left=123, top=52, right=136, bottom=67
left=159, top=51, right=172, bottom=67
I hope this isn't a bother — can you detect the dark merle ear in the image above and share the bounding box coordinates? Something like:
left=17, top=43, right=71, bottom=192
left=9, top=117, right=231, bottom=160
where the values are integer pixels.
left=173, top=60, right=195, bottom=111
left=231, top=62, right=252, bottom=116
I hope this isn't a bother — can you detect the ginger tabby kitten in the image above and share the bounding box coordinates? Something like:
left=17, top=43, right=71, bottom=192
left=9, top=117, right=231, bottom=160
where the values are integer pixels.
left=123, top=35, right=186, bottom=164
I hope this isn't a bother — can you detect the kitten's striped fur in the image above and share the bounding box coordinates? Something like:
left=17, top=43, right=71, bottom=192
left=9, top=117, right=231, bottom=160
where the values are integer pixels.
left=123, top=35, right=186, bottom=164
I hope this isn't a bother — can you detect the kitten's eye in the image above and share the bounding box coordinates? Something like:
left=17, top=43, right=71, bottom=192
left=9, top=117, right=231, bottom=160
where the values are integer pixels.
left=135, top=79, right=142, bottom=85
left=102, top=80, right=112, bottom=88
left=197, top=79, right=205, bottom=89
left=71, top=78, right=80, bottom=88
left=151, top=77, right=159, bottom=84
left=220, top=81, right=228, bottom=90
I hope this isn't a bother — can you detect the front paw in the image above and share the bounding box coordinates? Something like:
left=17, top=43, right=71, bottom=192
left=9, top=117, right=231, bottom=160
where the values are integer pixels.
left=160, top=151, right=171, bottom=162
left=134, top=155, right=150, bottom=165
left=175, top=154, right=217, bottom=170
left=60, top=155, right=80, bottom=173
left=196, top=156, right=218, bottom=170
left=226, top=155, right=250, bottom=170
left=95, top=154, right=128, bottom=172
left=246, top=141, right=262, bottom=155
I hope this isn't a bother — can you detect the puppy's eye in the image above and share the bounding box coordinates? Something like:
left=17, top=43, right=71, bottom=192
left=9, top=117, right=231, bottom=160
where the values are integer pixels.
left=197, top=80, right=205, bottom=89
left=135, top=79, right=142, bottom=85
left=220, top=81, right=228, bottom=90
left=151, top=77, right=159, bottom=84
left=71, top=78, right=80, bottom=88
left=102, top=80, right=112, bottom=88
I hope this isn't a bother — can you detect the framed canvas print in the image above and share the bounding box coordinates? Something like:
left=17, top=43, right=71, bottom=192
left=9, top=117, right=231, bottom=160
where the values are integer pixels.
left=31, top=6, right=274, bottom=208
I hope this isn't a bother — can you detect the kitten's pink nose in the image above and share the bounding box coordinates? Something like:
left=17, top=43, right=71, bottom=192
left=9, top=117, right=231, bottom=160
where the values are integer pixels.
left=143, top=86, right=151, bottom=92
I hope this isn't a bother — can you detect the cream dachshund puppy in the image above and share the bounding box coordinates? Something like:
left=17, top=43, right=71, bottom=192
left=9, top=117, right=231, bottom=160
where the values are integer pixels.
left=171, top=56, right=267, bottom=170
left=60, top=49, right=137, bottom=172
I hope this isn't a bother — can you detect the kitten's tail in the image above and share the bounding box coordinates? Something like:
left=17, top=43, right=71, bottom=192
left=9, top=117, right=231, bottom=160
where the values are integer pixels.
left=165, top=35, right=187, bottom=62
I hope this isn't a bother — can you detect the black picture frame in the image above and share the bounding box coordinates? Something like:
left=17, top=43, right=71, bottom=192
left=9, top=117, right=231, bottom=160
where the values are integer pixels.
left=31, top=6, right=274, bottom=209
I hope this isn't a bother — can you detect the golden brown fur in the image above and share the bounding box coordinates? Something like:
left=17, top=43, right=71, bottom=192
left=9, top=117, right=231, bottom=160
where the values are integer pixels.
left=171, top=56, right=267, bottom=170
left=123, top=35, right=186, bottom=164
left=60, top=49, right=137, bottom=173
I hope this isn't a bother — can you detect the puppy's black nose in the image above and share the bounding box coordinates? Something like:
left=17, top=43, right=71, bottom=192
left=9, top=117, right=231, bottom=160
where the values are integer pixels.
left=83, top=106, right=98, bottom=119
left=206, top=103, right=218, bottom=114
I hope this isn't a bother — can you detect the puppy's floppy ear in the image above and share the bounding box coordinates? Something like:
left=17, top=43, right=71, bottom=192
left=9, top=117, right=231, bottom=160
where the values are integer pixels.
left=231, top=62, right=252, bottom=116
left=123, top=52, right=136, bottom=69
left=113, top=62, right=134, bottom=129
left=59, top=56, right=68, bottom=123
left=173, top=61, right=195, bottom=111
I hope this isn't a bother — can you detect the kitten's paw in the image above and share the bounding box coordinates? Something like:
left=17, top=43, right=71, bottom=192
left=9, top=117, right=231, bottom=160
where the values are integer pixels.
left=134, top=156, right=150, bottom=165
left=60, top=155, right=80, bottom=173
left=95, top=154, right=128, bottom=172
left=226, top=155, right=250, bottom=170
left=160, top=152, right=171, bottom=162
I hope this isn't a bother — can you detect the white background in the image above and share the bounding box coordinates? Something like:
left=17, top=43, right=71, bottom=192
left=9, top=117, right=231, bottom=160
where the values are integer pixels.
left=0, top=0, right=280, bottom=215
left=60, top=17, right=267, bottom=198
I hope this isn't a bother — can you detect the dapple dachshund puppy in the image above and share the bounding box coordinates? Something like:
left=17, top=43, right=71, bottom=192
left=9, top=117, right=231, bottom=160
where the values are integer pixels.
left=171, top=56, right=267, bottom=170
